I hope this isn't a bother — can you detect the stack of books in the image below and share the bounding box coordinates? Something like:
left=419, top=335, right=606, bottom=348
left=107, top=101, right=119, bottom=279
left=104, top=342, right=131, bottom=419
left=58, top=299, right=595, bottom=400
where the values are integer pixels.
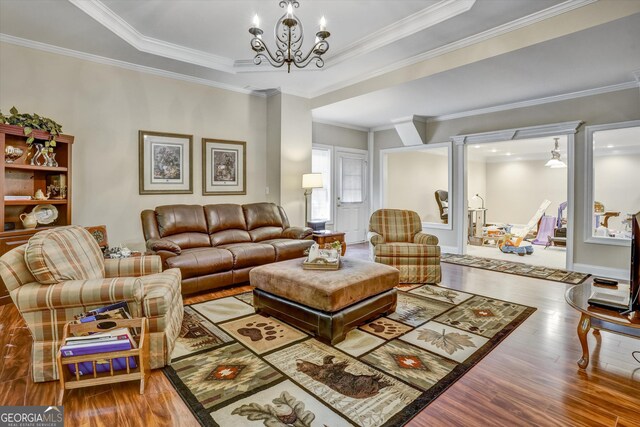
left=61, top=301, right=138, bottom=375
left=60, top=327, right=137, bottom=375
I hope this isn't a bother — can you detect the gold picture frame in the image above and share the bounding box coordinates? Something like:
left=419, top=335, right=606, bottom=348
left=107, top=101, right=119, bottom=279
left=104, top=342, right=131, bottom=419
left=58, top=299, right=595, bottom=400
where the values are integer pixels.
left=139, top=130, right=193, bottom=195
left=202, top=138, right=246, bottom=195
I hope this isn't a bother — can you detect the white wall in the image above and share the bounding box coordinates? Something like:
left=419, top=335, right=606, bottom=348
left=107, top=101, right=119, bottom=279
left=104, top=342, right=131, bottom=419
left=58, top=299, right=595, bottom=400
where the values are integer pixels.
left=384, top=150, right=449, bottom=223
left=484, top=159, right=567, bottom=225
left=0, top=43, right=268, bottom=250
left=279, top=94, right=312, bottom=226
left=594, top=153, right=640, bottom=232
left=467, top=160, right=486, bottom=210
left=266, top=93, right=282, bottom=204
left=312, top=122, right=368, bottom=151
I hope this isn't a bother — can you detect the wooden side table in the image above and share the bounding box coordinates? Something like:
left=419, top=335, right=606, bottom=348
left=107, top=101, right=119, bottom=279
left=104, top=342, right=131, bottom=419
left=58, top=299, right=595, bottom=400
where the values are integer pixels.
left=312, top=231, right=346, bottom=256
left=565, top=281, right=640, bottom=369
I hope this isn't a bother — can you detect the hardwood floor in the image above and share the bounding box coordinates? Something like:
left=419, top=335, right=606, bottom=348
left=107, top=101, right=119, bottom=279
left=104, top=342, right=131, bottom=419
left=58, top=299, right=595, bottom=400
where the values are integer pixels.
left=1, top=244, right=638, bottom=426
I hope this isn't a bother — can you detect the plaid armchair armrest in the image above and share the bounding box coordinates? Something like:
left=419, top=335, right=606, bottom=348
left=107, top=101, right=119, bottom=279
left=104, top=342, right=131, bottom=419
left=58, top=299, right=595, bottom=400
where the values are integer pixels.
left=282, top=226, right=313, bottom=240
left=104, top=255, right=162, bottom=278
left=368, top=231, right=385, bottom=246
left=13, top=277, right=144, bottom=312
left=414, top=232, right=439, bottom=245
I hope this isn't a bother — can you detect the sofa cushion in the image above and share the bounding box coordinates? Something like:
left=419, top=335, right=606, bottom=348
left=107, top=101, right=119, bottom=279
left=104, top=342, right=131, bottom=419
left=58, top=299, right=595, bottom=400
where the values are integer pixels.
left=205, top=204, right=248, bottom=233
left=217, top=243, right=276, bottom=269
left=261, top=239, right=315, bottom=261
left=243, top=203, right=283, bottom=229
left=164, top=248, right=233, bottom=280
left=25, top=226, right=105, bottom=284
left=249, top=227, right=284, bottom=242
left=374, top=243, right=441, bottom=258
left=205, top=204, right=251, bottom=246
left=164, top=232, right=211, bottom=250
left=156, top=205, right=207, bottom=237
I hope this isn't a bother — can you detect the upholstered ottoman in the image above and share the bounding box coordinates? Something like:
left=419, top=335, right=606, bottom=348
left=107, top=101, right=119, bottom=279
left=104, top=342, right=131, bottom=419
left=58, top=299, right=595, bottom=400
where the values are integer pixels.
left=250, top=258, right=399, bottom=344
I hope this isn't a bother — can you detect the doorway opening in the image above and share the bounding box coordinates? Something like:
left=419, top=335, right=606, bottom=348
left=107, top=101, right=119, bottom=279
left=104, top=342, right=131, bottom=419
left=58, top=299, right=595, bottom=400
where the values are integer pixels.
left=465, top=136, right=568, bottom=269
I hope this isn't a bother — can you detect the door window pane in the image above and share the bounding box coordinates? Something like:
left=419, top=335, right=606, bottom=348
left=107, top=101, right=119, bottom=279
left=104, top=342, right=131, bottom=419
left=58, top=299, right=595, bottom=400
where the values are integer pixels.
left=311, top=147, right=331, bottom=221
left=341, top=157, right=365, bottom=203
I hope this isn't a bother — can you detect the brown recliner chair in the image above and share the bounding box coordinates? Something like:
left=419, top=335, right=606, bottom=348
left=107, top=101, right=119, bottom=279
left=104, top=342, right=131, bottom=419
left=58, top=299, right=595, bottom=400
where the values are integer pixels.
left=141, top=202, right=313, bottom=295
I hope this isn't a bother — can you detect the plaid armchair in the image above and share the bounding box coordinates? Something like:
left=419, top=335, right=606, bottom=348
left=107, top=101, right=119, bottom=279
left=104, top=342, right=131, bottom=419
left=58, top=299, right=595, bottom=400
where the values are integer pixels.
left=0, top=226, right=184, bottom=382
left=368, top=209, right=441, bottom=284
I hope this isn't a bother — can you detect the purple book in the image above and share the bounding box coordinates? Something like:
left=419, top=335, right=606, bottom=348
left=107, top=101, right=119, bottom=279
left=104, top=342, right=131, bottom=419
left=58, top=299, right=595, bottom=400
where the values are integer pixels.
left=60, top=335, right=131, bottom=357
left=67, top=357, right=137, bottom=376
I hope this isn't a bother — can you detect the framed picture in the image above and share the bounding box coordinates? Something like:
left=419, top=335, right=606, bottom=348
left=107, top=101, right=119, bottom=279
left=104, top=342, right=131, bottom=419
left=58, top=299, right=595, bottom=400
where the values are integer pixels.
left=139, top=130, right=193, bottom=194
left=202, top=138, right=246, bottom=195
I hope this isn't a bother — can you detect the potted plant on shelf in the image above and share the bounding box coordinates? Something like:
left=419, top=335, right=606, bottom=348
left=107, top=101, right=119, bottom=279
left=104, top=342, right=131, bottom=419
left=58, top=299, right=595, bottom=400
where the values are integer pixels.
left=0, top=107, right=63, bottom=166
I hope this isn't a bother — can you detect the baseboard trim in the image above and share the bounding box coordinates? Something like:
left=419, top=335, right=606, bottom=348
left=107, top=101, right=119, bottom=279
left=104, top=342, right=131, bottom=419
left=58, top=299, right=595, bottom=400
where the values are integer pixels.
left=440, top=245, right=460, bottom=254
left=572, top=263, right=629, bottom=281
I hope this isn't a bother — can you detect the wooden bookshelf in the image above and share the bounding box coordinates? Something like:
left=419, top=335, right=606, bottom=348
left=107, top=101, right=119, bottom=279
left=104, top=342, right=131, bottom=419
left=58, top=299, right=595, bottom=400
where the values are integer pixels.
left=1, top=123, right=74, bottom=305
left=57, top=318, right=150, bottom=405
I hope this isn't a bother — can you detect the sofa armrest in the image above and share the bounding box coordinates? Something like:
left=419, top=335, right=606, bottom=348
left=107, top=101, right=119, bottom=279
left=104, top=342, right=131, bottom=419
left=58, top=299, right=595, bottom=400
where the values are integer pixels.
left=282, top=226, right=313, bottom=240
left=13, top=277, right=143, bottom=312
left=368, top=231, right=385, bottom=246
left=414, top=232, right=439, bottom=245
left=104, top=255, right=162, bottom=278
left=146, top=238, right=181, bottom=255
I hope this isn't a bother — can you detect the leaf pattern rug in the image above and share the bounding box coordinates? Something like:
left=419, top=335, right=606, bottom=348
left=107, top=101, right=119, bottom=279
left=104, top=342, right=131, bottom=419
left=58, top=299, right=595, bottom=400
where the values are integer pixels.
left=164, top=284, right=535, bottom=427
left=441, top=253, right=589, bottom=284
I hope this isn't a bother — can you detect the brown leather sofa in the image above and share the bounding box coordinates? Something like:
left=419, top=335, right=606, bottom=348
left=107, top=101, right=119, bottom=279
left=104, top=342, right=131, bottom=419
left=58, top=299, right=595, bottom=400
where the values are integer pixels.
left=141, top=202, right=314, bottom=295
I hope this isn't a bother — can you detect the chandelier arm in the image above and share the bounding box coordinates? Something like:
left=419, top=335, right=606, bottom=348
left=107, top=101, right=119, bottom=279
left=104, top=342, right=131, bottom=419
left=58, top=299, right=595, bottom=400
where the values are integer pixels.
left=292, top=40, right=330, bottom=66
left=251, top=37, right=286, bottom=66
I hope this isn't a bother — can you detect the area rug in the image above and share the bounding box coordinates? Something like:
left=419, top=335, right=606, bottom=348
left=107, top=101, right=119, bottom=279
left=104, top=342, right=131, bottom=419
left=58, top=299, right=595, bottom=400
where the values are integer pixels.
left=441, top=253, right=589, bottom=284
left=163, top=285, right=535, bottom=427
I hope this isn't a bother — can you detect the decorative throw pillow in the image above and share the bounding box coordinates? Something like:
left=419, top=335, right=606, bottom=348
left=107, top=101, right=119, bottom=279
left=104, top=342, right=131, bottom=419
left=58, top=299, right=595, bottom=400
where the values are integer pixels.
left=24, top=225, right=105, bottom=284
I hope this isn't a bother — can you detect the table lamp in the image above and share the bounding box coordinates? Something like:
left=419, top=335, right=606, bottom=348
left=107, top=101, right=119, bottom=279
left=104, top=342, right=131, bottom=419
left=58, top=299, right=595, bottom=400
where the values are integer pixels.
left=472, top=193, right=485, bottom=209
left=302, top=173, right=323, bottom=226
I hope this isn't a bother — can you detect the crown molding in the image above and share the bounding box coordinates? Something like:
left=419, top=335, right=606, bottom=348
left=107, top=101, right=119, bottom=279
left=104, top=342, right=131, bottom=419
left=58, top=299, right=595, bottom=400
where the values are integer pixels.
left=68, top=0, right=236, bottom=73
left=370, top=124, right=396, bottom=132
left=0, top=34, right=264, bottom=97
left=310, top=0, right=598, bottom=98
left=452, top=121, right=583, bottom=145
left=325, top=0, right=475, bottom=68
left=312, top=119, right=369, bottom=132
left=430, top=81, right=640, bottom=122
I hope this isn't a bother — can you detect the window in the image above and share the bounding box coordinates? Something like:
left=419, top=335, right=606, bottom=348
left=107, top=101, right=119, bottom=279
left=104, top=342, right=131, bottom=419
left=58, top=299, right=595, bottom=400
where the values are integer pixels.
left=311, top=146, right=332, bottom=221
left=340, top=157, right=365, bottom=203
left=586, top=120, right=640, bottom=244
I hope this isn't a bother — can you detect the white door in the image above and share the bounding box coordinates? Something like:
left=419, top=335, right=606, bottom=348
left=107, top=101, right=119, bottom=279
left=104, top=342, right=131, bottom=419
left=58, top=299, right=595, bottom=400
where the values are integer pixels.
left=335, top=150, right=368, bottom=244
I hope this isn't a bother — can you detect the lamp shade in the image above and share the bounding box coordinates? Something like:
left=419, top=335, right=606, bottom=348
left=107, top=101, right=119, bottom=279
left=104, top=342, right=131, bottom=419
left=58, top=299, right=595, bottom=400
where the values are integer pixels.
left=545, top=158, right=567, bottom=168
left=302, top=173, right=323, bottom=189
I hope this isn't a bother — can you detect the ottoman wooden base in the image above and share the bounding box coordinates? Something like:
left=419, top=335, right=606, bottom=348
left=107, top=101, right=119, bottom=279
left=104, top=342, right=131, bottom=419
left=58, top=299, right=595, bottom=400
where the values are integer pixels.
left=253, top=288, right=397, bottom=345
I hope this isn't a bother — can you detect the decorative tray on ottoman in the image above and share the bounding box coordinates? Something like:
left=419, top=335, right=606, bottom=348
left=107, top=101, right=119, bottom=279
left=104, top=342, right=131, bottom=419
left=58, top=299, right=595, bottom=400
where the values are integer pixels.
left=302, top=248, right=340, bottom=270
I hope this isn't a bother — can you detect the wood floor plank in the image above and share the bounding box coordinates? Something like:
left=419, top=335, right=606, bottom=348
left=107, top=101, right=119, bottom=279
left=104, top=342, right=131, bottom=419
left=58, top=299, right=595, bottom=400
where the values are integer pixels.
left=0, top=325, right=32, bottom=382
left=0, top=377, right=26, bottom=406
left=0, top=243, right=638, bottom=426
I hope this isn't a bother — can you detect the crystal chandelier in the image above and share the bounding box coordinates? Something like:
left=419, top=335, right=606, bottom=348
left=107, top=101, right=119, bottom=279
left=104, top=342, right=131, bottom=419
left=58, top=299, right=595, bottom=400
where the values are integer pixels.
left=249, top=0, right=330, bottom=73
left=545, top=137, right=567, bottom=168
